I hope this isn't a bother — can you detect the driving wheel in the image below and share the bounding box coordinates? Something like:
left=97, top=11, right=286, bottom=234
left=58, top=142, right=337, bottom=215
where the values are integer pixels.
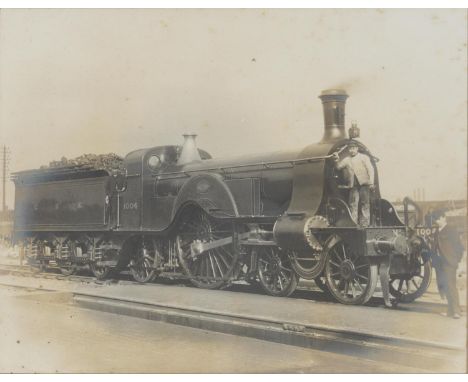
left=176, top=208, right=240, bottom=289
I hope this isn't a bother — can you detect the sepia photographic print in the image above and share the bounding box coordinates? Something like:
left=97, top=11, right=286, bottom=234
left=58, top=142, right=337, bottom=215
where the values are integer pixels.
left=0, top=3, right=466, bottom=374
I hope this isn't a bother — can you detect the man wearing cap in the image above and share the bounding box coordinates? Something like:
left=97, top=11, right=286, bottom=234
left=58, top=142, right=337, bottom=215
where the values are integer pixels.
left=433, top=209, right=464, bottom=319
left=333, top=141, right=375, bottom=226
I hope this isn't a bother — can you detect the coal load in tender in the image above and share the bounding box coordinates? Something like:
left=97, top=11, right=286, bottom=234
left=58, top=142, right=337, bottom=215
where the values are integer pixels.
left=40, top=153, right=125, bottom=172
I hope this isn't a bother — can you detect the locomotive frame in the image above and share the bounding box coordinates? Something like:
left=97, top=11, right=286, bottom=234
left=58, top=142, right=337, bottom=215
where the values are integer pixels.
left=12, top=89, right=436, bottom=306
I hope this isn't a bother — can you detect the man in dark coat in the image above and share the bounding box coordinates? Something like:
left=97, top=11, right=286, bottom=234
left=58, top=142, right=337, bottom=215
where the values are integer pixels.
left=433, top=209, right=465, bottom=319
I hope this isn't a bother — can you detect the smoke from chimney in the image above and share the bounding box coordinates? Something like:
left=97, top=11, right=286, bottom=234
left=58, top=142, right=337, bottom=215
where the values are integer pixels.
left=177, top=134, right=202, bottom=165
left=319, top=89, right=349, bottom=143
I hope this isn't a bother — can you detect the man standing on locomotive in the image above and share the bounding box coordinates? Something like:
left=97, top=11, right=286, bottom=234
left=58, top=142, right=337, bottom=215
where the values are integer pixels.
left=333, top=141, right=375, bottom=226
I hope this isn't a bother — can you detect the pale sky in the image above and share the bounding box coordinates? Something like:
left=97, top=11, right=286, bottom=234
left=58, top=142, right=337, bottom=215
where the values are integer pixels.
left=0, top=9, right=466, bottom=208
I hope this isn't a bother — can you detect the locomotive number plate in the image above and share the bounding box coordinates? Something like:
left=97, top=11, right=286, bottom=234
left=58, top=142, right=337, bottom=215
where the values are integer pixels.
left=416, top=227, right=438, bottom=237
left=123, top=202, right=138, bottom=210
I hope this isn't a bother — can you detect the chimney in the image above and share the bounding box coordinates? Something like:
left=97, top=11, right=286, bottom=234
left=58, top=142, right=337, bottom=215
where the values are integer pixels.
left=319, top=89, right=349, bottom=142
left=177, top=134, right=202, bottom=165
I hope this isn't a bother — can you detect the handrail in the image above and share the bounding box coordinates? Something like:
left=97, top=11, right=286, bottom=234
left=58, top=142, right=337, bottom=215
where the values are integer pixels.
left=153, top=145, right=349, bottom=179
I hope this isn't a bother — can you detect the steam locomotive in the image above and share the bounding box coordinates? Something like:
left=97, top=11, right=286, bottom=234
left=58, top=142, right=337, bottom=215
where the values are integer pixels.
left=12, top=89, right=435, bottom=306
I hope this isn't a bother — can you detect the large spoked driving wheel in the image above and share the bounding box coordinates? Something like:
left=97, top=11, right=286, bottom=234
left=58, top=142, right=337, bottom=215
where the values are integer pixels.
left=389, top=258, right=432, bottom=303
left=257, top=247, right=299, bottom=297
left=176, top=208, right=240, bottom=289
left=129, top=238, right=157, bottom=283
left=325, top=239, right=378, bottom=305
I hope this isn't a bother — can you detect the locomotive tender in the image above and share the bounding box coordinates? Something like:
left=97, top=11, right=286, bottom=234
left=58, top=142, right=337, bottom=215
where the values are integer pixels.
left=13, top=89, right=434, bottom=306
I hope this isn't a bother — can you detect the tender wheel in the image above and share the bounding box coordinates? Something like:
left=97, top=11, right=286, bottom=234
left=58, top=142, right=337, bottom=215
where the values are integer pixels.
left=90, top=262, right=113, bottom=280
left=389, top=258, right=432, bottom=303
left=89, top=239, right=120, bottom=280
left=129, top=238, right=157, bottom=283
left=257, top=247, right=299, bottom=297
left=325, top=238, right=378, bottom=305
left=176, top=208, right=240, bottom=289
left=57, top=240, right=76, bottom=276
left=290, top=249, right=324, bottom=280
left=59, top=261, right=76, bottom=276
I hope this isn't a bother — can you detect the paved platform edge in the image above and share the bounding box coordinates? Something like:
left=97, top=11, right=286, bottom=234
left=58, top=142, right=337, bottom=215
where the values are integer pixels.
left=72, top=289, right=465, bottom=351
left=72, top=293, right=464, bottom=373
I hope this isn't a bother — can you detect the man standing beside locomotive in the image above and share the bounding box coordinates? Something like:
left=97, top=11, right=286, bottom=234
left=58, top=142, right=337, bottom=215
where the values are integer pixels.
left=432, top=209, right=465, bottom=319
left=333, top=141, right=375, bottom=227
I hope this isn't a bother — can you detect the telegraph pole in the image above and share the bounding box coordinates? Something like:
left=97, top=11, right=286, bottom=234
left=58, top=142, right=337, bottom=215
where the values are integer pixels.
left=2, top=146, right=5, bottom=211
left=0, top=145, right=10, bottom=212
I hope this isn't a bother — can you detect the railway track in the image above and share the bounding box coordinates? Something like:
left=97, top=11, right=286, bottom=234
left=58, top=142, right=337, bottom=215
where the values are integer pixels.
left=0, top=262, right=324, bottom=291
left=0, top=263, right=100, bottom=284
left=0, top=262, right=441, bottom=310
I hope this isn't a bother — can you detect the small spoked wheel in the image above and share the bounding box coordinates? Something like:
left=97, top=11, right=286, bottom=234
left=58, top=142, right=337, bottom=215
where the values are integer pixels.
left=325, top=239, right=378, bottom=305
left=257, top=247, right=299, bottom=297
left=129, top=238, right=157, bottom=283
left=389, top=258, right=432, bottom=303
left=177, top=208, right=240, bottom=289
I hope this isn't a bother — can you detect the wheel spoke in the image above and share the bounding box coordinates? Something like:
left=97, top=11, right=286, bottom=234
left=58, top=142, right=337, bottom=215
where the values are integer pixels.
left=344, top=281, right=349, bottom=296
left=277, top=274, right=284, bottom=290
left=341, top=244, right=347, bottom=260
left=194, top=258, right=201, bottom=276
left=220, top=245, right=233, bottom=259
left=356, top=274, right=369, bottom=282
left=213, top=253, right=224, bottom=277
left=208, top=254, right=217, bottom=278
left=354, top=279, right=364, bottom=292
left=279, top=270, right=290, bottom=283
left=279, top=265, right=292, bottom=273
left=333, top=248, right=344, bottom=262
left=205, top=256, right=210, bottom=277
left=217, top=252, right=230, bottom=268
